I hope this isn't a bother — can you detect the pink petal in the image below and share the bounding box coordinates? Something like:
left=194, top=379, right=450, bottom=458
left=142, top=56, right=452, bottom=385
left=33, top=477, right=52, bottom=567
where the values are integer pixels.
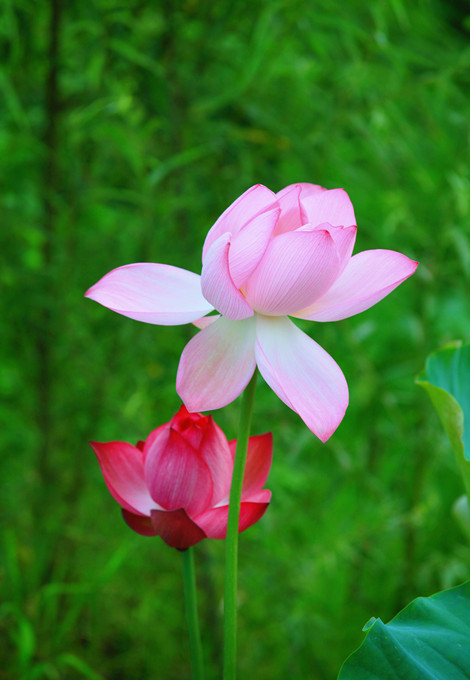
left=298, top=183, right=328, bottom=197
left=279, top=183, right=326, bottom=199
left=151, top=509, right=207, bottom=550
left=294, top=249, right=419, bottom=322
left=255, top=316, right=348, bottom=442
left=192, top=315, right=220, bottom=329
left=199, top=418, right=234, bottom=505
left=90, top=441, right=155, bottom=515
left=193, top=491, right=272, bottom=539
left=244, top=229, right=340, bottom=316
left=85, top=263, right=213, bottom=325
left=201, top=233, right=254, bottom=320
left=122, top=509, right=157, bottom=536
left=228, top=433, right=273, bottom=499
left=228, top=207, right=280, bottom=288
left=273, top=184, right=303, bottom=235
left=297, top=223, right=357, bottom=277
left=144, top=427, right=213, bottom=516
left=202, top=184, right=277, bottom=260
left=177, top=316, right=257, bottom=412
left=300, top=187, right=356, bottom=228
left=273, top=183, right=324, bottom=235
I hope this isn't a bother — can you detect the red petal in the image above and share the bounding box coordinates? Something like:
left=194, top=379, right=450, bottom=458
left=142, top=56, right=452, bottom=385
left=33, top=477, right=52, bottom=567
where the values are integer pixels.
left=238, top=497, right=271, bottom=532
left=242, top=433, right=273, bottom=499
left=228, top=434, right=273, bottom=498
left=90, top=440, right=154, bottom=515
left=194, top=492, right=271, bottom=539
left=122, top=509, right=158, bottom=536
left=170, top=404, right=208, bottom=451
left=199, top=417, right=233, bottom=505
left=151, top=509, right=207, bottom=550
left=145, top=427, right=213, bottom=516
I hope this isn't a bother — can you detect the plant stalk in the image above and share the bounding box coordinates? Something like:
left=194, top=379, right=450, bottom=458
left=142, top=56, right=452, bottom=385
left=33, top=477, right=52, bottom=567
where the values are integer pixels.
left=181, top=548, right=205, bottom=680
left=223, top=370, right=258, bottom=680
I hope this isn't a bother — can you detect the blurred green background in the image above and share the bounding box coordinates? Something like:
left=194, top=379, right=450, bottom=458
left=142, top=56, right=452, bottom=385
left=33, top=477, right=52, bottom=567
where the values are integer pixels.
left=2, top=0, right=470, bottom=678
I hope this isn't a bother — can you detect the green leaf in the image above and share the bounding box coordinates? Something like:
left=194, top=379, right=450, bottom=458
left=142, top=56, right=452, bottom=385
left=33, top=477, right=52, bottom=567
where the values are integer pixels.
left=338, top=581, right=470, bottom=679
left=416, top=342, right=470, bottom=496
left=453, top=495, right=470, bottom=543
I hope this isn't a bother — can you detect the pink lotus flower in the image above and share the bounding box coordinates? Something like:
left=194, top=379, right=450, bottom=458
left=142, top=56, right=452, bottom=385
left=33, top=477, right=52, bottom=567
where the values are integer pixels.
left=86, top=183, right=418, bottom=442
left=90, top=406, right=272, bottom=550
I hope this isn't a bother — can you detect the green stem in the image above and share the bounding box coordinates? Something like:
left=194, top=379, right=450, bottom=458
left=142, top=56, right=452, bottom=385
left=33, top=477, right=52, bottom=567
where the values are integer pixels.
left=181, top=548, right=205, bottom=680
left=223, top=370, right=258, bottom=680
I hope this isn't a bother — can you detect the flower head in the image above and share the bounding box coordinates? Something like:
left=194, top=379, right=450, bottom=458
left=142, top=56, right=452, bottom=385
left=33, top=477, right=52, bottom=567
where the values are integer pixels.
left=86, top=183, right=418, bottom=441
left=90, top=405, right=273, bottom=550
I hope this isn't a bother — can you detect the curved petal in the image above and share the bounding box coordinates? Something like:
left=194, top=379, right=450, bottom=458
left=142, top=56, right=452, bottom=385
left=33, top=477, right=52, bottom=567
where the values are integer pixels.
left=122, top=509, right=157, bottom=536
left=242, top=489, right=272, bottom=504
left=273, top=184, right=303, bottom=235
left=193, top=491, right=272, bottom=539
left=297, top=183, right=327, bottom=200
left=85, top=263, right=213, bottom=325
left=294, top=249, right=419, bottom=322
left=300, top=187, right=356, bottom=228
left=279, top=182, right=326, bottom=200
left=169, top=405, right=208, bottom=450
left=199, top=418, right=233, bottom=505
left=177, top=316, right=257, bottom=412
left=255, top=316, right=348, bottom=442
left=166, top=406, right=233, bottom=502
left=193, top=505, right=229, bottom=538
left=273, top=183, right=324, bottom=233
left=244, top=229, right=340, bottom=316
left=144, top=427, right=213, bottom=516
left=201, top=233, right=254, bottom=320
left=228, top=206, right=280, bottom=288
left=151, top=509, right=207, bottom=550
left=202, top=184, right=277, bottom=259
left=192, top=314, right=220, bottom=329
left=228, top=433, right=273, bottom=499
left=141, top=422, right=171, bottom=462
left=300, top=223, right=357, bottom=276
left=90, top=441, right=155, bottom=515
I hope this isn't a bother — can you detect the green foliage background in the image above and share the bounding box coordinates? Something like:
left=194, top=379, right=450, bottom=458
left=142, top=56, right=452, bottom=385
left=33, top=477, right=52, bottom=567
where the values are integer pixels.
left=1, top=1, right=470, bottom=678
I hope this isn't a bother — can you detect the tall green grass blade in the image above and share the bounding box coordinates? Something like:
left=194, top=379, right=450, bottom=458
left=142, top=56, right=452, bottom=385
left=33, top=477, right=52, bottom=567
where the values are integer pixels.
left=56, top=653, right=105, bottom=680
